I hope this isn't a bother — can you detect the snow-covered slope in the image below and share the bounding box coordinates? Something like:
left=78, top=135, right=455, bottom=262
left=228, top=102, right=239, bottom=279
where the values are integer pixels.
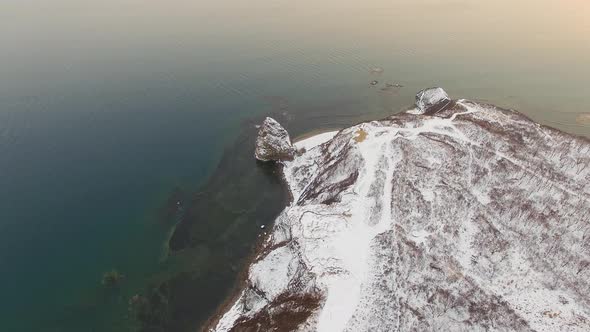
left=213, top=89, right=590, bottom=332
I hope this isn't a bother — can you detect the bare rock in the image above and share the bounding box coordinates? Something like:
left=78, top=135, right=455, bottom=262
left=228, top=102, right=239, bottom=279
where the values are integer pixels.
left=255, top=117, right=295, bottom=162
left=415, top=87, right=452, bottom=114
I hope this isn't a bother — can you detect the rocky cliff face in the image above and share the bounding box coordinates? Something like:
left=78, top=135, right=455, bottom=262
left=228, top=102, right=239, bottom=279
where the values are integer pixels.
left=255, top=117, right=296, bottom=162
left=414, top=87, right=452, bottom=114
left=213, top=89, right=590, bottom=332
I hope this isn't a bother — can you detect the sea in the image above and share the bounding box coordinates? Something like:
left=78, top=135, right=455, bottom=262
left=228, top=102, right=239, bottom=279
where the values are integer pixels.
left=0, top=1, right=588, bottom=331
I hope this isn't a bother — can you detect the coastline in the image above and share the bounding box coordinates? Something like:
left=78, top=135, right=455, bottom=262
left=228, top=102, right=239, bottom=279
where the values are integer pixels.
left=202, top=97, right=590, bottom=331
left=198, top=158, right=291, bottom=331
left=199, top=229, right=269, bottom=332
left=202, top=128, right=340, bottom=332
left=292, top=128, right=342, bottom=144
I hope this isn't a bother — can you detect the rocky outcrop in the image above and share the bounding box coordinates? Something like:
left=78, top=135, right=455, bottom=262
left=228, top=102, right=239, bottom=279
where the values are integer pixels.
left=214, top=90, right=590, bottom=332
left=414, top=87, right=452, bottom=114
left=255, top=117, right=296, bottom=162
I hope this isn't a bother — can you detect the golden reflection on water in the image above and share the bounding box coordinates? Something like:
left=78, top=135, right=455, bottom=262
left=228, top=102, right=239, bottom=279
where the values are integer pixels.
left=2, top=0, right=589, bottom=135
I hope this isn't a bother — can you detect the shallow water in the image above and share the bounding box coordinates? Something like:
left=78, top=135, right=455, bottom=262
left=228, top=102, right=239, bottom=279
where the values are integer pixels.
left=1, top=1, right=589, bottom=331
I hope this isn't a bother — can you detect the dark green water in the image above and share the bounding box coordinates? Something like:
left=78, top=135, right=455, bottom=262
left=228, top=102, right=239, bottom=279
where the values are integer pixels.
left=1, top=1, right=589, bottom=331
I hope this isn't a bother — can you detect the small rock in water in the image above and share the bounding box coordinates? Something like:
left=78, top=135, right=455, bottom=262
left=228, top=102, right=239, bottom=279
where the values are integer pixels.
left=381, top=83, right=404, bottom=92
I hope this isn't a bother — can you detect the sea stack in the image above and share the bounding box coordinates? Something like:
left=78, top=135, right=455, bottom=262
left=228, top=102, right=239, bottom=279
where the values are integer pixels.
left=254, top=117, right=296, bottom=162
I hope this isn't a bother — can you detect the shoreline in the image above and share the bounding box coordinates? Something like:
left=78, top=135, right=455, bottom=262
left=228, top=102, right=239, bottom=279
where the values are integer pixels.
left=200, top=160, right=292, bottom=331
left=205, top=100, right=590, bottom=330
left=199, top=229, right=271, bottom=332
left=201, top=128, right=340, bottom=331
left=207, top=98, right=590, bottom=331
left=292, top=127, right=342, bottom=144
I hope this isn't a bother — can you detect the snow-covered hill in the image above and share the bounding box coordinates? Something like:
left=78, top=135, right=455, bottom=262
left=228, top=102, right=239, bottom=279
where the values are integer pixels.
left=213, top=88, right=590, bottom=332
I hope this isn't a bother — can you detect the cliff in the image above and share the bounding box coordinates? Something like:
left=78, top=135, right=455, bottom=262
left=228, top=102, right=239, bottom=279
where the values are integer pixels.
left=213, top=88, right=590, bottom=332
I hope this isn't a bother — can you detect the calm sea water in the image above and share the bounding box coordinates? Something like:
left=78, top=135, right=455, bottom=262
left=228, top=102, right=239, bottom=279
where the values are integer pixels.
left=1, top=1, right=589, bottom=331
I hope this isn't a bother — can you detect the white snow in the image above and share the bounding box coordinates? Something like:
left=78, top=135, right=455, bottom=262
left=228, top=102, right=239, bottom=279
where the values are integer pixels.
left=250, top=246, right=298, bottom=301
left=410, top=229, right=431, bottom=246
left=213, top=291, right=244, bottom=332
left=214, top=97, right=590, bottom=332
left=294, top=131, right=339, bottom=151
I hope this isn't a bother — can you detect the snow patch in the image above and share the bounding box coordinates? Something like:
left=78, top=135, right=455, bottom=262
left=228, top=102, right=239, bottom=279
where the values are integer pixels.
left=294, top=131, right=339, bottom=151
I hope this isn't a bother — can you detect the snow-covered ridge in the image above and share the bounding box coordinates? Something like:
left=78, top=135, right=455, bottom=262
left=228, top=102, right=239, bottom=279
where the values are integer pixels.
left=213, top=89, right=590, bottom=332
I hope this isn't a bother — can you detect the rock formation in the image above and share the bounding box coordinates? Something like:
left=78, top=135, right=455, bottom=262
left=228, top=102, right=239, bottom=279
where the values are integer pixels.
left=414, top=87, right=452, bottom=114
left=255, top=117, right=296, bottom=162
left=213, top=89, right=590, bottom=332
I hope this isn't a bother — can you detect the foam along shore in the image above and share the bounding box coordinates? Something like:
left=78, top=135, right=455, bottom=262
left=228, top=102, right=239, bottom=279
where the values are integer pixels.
left=213, top=88, right=590, bottom=332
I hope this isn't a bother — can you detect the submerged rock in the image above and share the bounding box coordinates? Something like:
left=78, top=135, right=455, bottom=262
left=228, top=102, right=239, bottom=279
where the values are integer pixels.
left=214, top=90, right=590, bottom=332
left=254, top=117, right=296, bottom=162
left=414, top=87, right=452, bottom=114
